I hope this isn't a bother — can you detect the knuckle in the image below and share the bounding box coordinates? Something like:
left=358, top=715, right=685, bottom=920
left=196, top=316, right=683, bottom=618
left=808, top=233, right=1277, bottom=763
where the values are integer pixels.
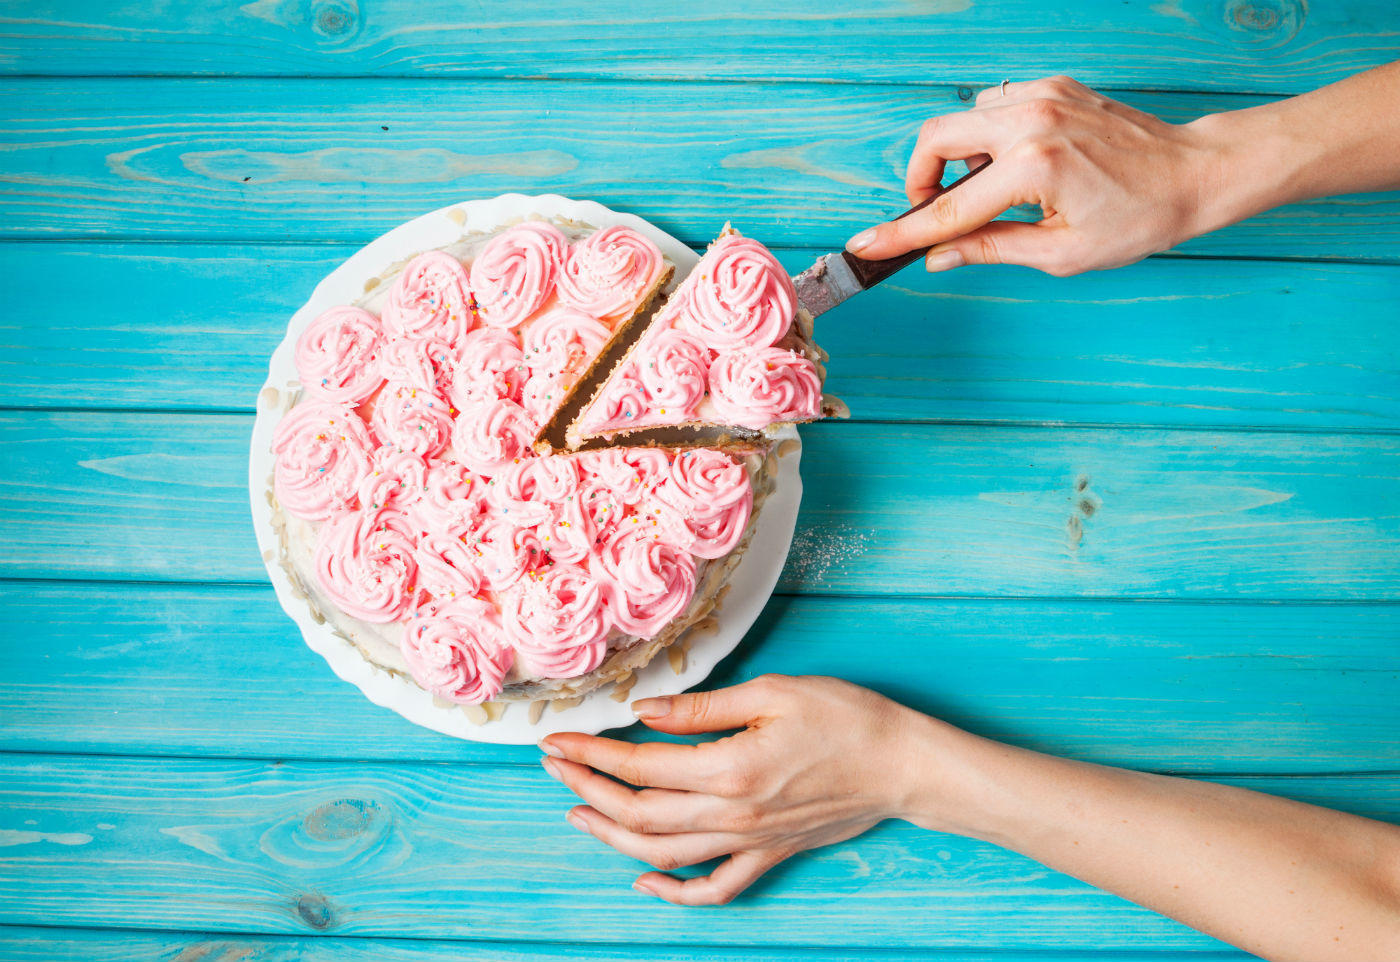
left=615, top=746, right=647, bottom=787
left=616, top=800, right=652, bottom=834
left=648, top=848, right=684, bottom=872
left=1021, top=97, right=1067, bottom=128
left=1016, top=137, right=1064, bottom=173
left=919, top=115, right=943, bottom=141
left=973, top=232, right=1005, bottom=266
left=1045, top=74, right=1078, bottom=93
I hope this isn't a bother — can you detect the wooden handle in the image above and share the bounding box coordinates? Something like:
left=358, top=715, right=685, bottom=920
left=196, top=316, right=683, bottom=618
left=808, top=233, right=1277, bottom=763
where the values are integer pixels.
left=840, top=161, right=991, bottom=290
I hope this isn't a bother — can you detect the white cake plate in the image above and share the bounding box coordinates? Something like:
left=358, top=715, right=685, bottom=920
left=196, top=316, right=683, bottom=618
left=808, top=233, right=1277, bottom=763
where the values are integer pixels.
left=249, top=193, right=802, bottom=744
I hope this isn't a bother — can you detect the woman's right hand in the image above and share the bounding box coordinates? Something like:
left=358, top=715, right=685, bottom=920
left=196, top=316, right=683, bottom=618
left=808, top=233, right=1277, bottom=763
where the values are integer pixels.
left=844, top=76, right=1234, bottom=277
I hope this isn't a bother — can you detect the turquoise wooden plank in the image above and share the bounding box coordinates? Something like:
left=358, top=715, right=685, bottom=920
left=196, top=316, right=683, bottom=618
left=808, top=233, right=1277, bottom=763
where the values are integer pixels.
left=1, top=0, right=1396, bottom=97
left=3, top=79, right=1398, bottom=261
left=3, top=581, right=1398, bottom=773
left=0, top=753, right=1393, bottom=947
left=0, top=924, right=1256, bottom=962
left=4, top=242, right=1398, bottom=432
left=3, top=412, right=1396, bottom=598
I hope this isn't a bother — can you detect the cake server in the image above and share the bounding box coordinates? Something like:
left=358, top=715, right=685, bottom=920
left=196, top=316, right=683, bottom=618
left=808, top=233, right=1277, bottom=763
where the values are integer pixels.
left=793, top=162, right=990, bottom=317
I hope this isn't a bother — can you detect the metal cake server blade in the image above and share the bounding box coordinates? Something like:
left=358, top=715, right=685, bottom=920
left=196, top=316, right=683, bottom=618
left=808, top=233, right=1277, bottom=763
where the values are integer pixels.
left=793, top=161, right=990, bottom=318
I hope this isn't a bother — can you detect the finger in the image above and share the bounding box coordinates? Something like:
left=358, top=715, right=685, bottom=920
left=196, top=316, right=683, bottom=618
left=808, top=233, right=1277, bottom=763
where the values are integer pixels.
left=974, top=74, right=1093, bottom=109
left=544, top=756, right=731, bottom=833
left=904, top=109, right=1020, bottom=204
left=634, top=849, right=786, bottom=906
left=568, top=805, right=741, bottom=872
left=849, top=162, right=1031, bottom=260
left=630, top=674, right=782, bottom=736
left=540, top=732, right=718, bottom=792
left=926, top=221, right=1081, bottom=277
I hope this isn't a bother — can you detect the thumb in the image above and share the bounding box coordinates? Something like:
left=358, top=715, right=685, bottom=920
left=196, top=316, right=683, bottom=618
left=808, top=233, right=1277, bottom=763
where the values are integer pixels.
left=926, top=220, right=1078, bottom=277
left=631, top=677, right=776, bottom=735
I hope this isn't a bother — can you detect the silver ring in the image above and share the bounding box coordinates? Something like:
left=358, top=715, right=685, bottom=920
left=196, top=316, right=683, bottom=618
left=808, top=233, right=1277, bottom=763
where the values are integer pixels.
left=1001, top=79, right=1010, bottom=96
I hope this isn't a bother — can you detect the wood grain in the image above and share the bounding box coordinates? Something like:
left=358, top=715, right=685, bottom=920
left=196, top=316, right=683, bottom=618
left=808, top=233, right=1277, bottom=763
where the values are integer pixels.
left=2, top=582, right=1398, bottom=773
left=3, top=79, right=1398, bottom=259
left=1, top=0, right=1395, bottom=96
left=5, top=242, right=1398, bottom=432
left=0, top=925, right=1258, bottom=962
left=4, top=411, right=1396, bottom=597
left=0, top=753, right=1394, bottom=947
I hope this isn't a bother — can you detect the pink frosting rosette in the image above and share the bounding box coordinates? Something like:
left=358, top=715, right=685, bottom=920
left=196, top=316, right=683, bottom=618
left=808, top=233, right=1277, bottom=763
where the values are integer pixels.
left=401, top=601, right=514, bottom=705
left=369, top=381, right=454, bottom=458
left=313, top=506, right=418, bottom=623
left=598, top=526, right=697, bottom=638
left=556, top=225, right=665, bottom=323
left=674, top=235, right=795, bottom=350
left=382, top=250, right=475, bottom=345
left=408, top=458, right=485, bottom=533
left=471, top=222, right=567, bottom=329
left=449, top=397, right=534, bottom=478
left=636, top=328, right=710, bottom=417
left=450, top=328, right=525, bottom=409
left=413, top=527, right=487, bottom=601
left=470, top=517, right=545, bottom=590
left=654, top=448, right=754, bottom=559
left=707, top=346, right=823, bottom=429
left=378, top=335, right=456, bottom=396
left=519, top=307, right=611, bottom=423
left=538, top=490, right=595, bottom=566
left=574, top=366, right=649, bottom=434
left=503, top=564, right=612, bottom=678
left=295, top=305, right=385, bottom=405
left=577, top=446, right=669, bottom=505
left=271, top=401, right=375, bottom=521
left=358, top=445, right=429, bottom=513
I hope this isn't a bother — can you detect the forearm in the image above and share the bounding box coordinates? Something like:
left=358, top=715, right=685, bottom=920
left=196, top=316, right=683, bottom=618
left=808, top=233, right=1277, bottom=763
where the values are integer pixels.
left=1187, top=60, right=1400, bottom=237
left=897, top=715, right=1400, bottom=961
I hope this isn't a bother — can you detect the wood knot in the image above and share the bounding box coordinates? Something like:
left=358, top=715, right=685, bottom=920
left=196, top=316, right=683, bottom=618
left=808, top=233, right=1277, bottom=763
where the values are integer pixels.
left=296, top=892, right=335, bottom=929
left=303, top=798, right=377, bottom=841
left=957, top=86, right=974, bottom=102
left=310, top=0, right=358, bottom=38
left=1223, top=0, right=1304, bottom=45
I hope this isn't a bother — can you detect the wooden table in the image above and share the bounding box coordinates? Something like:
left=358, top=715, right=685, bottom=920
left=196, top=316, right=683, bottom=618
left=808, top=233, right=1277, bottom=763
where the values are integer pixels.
left=2, top=4, right=1398, bottom=959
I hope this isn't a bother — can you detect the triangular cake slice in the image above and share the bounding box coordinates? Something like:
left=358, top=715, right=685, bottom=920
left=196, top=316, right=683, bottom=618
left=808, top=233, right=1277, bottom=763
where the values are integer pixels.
left=563, top=226, right=835, bottom=448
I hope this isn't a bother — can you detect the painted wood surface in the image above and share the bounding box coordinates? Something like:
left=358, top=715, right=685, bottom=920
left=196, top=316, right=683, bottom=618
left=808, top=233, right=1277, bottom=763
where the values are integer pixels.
left=5, top=412, right=1396, bottom=597
left=6, top=242, right=1399, bottom=432
left=3, top=79, right=1399, bottom=260
left=0, top=926, right=1256, bottom=962
left=3, top=581, right=1398, bottom=773
left=2, top=0, right=1396, bottom=97
left=0, top=753, right=1395, bottom=948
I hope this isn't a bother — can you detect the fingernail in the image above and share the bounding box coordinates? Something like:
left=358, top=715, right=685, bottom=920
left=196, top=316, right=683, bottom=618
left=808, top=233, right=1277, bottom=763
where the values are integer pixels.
left=631, top=697, right=671, bottom=719
left=845, top=229, right=877, bottom=254
left=566, top=809, right=589, bottom=832
left=538, top=739, right=564, bottom=758
left=541, top=756, right=561, bottom=780
left=633, top=878, right=658, bottom=896
left=926, top=249, right=966, bottom=272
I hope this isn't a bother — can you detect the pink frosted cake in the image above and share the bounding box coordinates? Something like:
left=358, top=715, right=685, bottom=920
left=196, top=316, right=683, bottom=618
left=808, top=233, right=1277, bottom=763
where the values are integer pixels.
left=265, top=216, right=798, bottom=720
left=566, top=226, right=838, bottom=447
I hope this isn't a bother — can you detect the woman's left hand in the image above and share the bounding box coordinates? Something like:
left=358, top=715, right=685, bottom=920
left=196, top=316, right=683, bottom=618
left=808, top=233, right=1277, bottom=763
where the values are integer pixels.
left=538, top=673, right=958, bottom=905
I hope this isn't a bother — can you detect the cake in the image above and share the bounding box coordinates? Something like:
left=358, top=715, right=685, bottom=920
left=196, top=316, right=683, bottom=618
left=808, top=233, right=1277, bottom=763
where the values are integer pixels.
left=563, top=226, right=838, bottom=448
left=264, top=213, right=820, bottom=721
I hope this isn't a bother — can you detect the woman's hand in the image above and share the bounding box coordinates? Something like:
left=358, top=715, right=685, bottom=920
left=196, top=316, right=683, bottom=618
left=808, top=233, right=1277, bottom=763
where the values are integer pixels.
left=845, top=76, right=1229, bottom=276
left=538, top=673, right=953, bottom=905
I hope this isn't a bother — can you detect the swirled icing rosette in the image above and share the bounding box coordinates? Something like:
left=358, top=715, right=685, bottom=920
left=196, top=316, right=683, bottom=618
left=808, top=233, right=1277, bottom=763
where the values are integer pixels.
left=470, top=517, right=545, bottom=591
left=378, top=335, right=456, bottom=396
left=413, top=528, right=487, bottom=601
left=358, top=446, right=429, bottom=512
left=313, top=506, right=418, bottom=623
left=578, top=446, right=669, bottom=505
left=708, top=346, right=822, bottom=429
left=408, top=458, right=486, bottom=533
left=295, top=306, right=385, bottom=405
left=401, top=601, right=513, bottom=705
left=538, top=491, right=595, bottom=566
left=449, top=397, right=534, bottom=477
left=470, top=222, right=567, bottom=329
left=519, top=307, right=611, bottom=423
left=449, top=328, right=526, bottom=409
left=673, top=235, right=795, bottom=350
left=556, top=225, right=665, bottom=323
left=382, top=251, right=475, bottom=345
left=369, top=381, right=454, bottom=458
left=653, top=448, right=754, bottom=558
left=597, top=526, right=697, bottom=637
left=271, top=401, right=375, bottom=521
left=573, top=366, right=649, bottom=435
left=503, top=564, right=612, bottom=679
left=636, top=329, right=709, bottom=417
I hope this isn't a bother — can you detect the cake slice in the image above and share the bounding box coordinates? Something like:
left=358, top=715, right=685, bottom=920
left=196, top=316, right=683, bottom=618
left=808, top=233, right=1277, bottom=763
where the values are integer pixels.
left=564, top=226, right=834, bottom=449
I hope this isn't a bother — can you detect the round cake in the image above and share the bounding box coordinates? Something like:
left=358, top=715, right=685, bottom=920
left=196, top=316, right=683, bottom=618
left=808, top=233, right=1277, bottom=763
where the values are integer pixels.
left=259, top=205, right=824, bottom=724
